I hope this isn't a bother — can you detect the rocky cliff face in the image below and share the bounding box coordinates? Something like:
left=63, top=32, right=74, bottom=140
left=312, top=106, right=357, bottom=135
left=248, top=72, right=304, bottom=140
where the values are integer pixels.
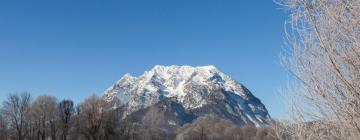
left=103, top=65, right=271, bottom=127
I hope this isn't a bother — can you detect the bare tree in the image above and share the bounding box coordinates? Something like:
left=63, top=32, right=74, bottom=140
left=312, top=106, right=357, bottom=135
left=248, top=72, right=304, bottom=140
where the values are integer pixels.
left=0, top=111, right=9, bottom=140
left=103, top=107, right=124, bottom=140
left=58, top=99, right=74, bottom=140
left=275, top=0, right=360, bottom=139
left=31, top=95, right=58, bottom=140
left=77, top=94, right=111, bottom=140
left=1, top=93, right=31, bottom=140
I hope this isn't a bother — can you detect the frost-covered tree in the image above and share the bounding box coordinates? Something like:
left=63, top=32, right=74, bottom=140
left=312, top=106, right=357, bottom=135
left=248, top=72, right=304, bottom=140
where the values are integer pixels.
left=276, top=0, right=360, bottom=139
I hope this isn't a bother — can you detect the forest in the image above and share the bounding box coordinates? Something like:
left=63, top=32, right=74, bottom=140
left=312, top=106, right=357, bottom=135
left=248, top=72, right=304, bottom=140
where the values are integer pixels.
left=0, top=93, right=275, bottom=140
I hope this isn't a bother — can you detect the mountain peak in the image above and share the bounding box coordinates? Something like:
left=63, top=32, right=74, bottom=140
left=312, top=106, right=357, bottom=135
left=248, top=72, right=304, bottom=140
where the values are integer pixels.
left=149, top=65, right=219, bottom=78
left=103, top=65, right=271, bottom=127
left=119, top=73, right=134, bottom=80
left=152, top=65, right=217, bottom=71
left=135, top=65, right=225, bottom=87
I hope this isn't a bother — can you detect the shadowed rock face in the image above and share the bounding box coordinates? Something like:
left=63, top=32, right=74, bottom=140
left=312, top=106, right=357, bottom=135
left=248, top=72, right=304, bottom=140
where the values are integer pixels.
left=103, top=65, right=271, bottom=127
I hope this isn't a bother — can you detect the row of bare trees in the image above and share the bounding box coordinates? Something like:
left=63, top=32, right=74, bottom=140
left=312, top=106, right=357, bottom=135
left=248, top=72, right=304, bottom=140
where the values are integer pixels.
left=0, top=92, right=278, bottom=140
left=0, top=93, right=75, bottom=140
left=0, top=93, right=124, bottom=140
left=176, top=116, right=276, bottom=140
left=0, top=93, right=187, bottom=140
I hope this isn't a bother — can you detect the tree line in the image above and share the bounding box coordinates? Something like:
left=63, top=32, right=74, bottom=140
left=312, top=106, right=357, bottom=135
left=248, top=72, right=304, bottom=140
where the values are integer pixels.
left=0, top=92, right=276, bottom=140
left=0, top=92, right=137, bottom=140
left=0, top=92, right=178, bottom=140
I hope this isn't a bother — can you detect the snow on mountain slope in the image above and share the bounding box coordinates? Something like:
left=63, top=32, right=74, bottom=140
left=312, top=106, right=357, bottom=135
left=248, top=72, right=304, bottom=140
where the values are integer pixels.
left=103, top=65, right=271, bottom=127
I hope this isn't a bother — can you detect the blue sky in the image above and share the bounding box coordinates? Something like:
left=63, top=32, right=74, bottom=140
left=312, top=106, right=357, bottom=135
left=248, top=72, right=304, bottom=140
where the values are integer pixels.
left=0, top=0, right=288, bottom=119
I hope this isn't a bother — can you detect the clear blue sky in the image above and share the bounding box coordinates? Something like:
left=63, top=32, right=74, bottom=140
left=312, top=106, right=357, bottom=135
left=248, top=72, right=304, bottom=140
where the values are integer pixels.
left=0, top=0, right=288, bottom=119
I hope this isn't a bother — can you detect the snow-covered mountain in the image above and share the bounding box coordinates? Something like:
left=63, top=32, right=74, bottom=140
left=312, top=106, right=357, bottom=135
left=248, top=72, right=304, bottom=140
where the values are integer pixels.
left=103, top=65, right=271, bottom=127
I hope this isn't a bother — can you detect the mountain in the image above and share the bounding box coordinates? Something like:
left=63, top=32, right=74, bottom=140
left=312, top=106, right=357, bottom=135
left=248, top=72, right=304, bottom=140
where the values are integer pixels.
left=103, top=65, right=271, bottom=127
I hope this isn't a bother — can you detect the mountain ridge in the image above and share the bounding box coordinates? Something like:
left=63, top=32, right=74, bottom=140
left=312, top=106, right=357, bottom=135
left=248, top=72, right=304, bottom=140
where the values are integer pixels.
left=103, top=65, right=271, bottom=127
